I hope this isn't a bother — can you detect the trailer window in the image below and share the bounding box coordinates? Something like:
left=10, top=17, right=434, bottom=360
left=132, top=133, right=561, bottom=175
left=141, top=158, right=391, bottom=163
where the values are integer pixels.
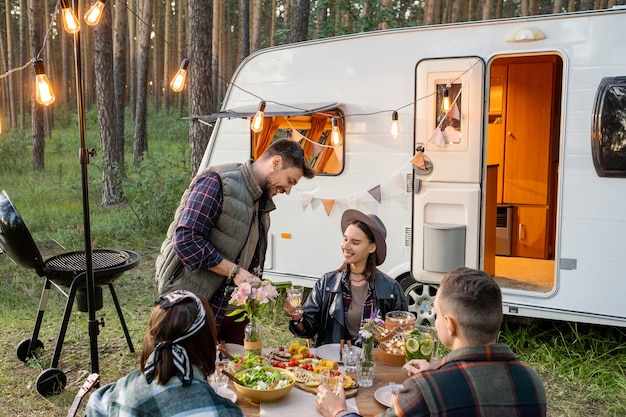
left=252, top=111, right=344, bottom=175
left=436, top=83, right=462, bottom=144
left=591, top=76, right=626, bottom=177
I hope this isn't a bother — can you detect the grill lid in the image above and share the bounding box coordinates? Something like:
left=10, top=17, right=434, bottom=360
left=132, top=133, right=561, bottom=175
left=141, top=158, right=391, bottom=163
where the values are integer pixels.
left=0, top=190, right=45, bottom=272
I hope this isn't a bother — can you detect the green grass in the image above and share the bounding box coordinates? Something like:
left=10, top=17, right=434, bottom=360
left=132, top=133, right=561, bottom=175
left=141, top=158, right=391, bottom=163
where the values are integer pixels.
left=1, top=108, right=626, bottom=416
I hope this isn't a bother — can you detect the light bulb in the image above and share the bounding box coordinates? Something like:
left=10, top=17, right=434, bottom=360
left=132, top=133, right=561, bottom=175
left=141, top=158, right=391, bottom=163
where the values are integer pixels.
left=170, top=58, right=190, bottom=92
left=390, top=111, right=400, bottom=137
left=442, top=87, right=451, bottom=113
left=34, top=59, right=55, bottom=106
left=250, top=101, right=266, bottom=133
left=84, top=0, right=107, bottom=26
left=61, top=0, right=80, bottom=34
left=331, top=116, right=342, bottom=146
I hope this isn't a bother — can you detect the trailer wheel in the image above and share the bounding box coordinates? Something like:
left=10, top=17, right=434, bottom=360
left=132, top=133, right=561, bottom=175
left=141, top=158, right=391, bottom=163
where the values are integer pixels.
left=403, top=281, right=438, bottom=327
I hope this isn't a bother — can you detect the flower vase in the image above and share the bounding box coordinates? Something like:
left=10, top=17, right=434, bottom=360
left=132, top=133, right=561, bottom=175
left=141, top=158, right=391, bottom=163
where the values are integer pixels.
left=358, top=338, right=376, bottom=387
left=361, top=338, right=374, bottom=367
left=244, top=318, right=263, bottom=355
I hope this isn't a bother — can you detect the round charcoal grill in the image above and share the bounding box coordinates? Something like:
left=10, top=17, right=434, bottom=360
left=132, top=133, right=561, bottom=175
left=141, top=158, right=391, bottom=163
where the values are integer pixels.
left=44, top=249, right=132, bottom=287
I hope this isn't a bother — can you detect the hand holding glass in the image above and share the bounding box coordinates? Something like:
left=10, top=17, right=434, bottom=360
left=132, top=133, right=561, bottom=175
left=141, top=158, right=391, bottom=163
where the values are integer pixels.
left=286, top=285, right=304, bottom=315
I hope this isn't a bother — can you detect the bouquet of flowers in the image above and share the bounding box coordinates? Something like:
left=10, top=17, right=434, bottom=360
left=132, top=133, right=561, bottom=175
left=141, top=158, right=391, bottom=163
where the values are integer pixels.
left=358, top=308, right=385, bottom=366
left=227, top=279, right=279, bottom=322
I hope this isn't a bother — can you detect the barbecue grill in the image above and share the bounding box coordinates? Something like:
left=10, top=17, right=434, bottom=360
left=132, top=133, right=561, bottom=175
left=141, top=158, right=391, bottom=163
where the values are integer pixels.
left=0, top=190, right=140, bottom=396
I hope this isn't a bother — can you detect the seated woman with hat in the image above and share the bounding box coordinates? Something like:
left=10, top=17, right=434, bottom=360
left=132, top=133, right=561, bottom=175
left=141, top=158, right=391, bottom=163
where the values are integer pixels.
left=284, top=209, right=408, bottom=347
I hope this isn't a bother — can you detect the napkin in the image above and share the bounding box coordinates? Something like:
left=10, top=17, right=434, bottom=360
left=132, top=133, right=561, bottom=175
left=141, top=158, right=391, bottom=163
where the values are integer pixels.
left=260, top=387, right=358, bottom=417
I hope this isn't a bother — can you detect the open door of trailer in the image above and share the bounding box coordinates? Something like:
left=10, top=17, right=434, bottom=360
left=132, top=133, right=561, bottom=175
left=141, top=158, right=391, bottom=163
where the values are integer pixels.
left=406, top=54, right=563, bottom=325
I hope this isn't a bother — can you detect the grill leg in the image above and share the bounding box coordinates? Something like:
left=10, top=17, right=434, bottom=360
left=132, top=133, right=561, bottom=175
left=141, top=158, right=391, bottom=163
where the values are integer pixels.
left=30, top=279, right=53, bottom=351
left=50, top=273, right=83, bottom=369
left=107, top=283, right=135, bottom=353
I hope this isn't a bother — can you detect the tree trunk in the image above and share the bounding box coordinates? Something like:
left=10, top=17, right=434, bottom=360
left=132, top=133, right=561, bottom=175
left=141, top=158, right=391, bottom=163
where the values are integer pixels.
left=212, top=0, right=222, bottom=109
left=188, top=0, right=213, bottom=175
left=133, top=0, right=152, bottom=167
left=177, top=0, right=186, bottom=113
left=4, top=0, right=16, bottom=129
left=19, top=0, right=26, bottom=130
left=152, top=0, right=162, bottom=111
left=95, top=2, right=124, bottom=206
left=128, top=0, right=137, bottom=120
left=483, top=0, right=494, bottom=20
left=27, top=0, right=44, bottom=170
left=251, top=0, right=262, bottom=52
left=114, top=0, right=127, bottom=177
left=163, top=0, right=171, bottom=113
left=290, top=0, right=310, bottom=42
left=238, top=0, right=250, bottom=62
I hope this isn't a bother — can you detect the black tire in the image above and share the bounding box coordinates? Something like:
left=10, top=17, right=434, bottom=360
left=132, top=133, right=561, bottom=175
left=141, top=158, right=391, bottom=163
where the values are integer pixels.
left=36, top=368, right=67, bottom=397
left=16, top=338, right=44, bottom=363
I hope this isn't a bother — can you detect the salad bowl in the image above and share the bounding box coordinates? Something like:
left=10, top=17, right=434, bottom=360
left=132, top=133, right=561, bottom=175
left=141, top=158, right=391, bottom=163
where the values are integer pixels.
left=233, top=366, right=295, bottom=402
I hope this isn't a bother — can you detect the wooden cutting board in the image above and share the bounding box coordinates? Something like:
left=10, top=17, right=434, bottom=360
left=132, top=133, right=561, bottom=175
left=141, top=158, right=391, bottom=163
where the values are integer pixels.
left=293, top=382, right=358, bottom=398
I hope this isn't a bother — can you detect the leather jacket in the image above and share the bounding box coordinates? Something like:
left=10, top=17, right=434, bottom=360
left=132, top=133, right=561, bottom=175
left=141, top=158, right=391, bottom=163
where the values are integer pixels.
left=289, top=269, right=408, bottom=347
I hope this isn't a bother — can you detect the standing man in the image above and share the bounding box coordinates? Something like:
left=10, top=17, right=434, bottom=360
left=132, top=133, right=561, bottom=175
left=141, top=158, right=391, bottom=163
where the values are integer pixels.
left=155, top=139, right=315, bottom=344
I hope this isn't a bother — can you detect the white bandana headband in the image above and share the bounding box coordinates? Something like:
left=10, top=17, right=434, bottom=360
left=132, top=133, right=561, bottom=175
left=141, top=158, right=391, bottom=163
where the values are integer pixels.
left=144, top=290, right=206, bottom=386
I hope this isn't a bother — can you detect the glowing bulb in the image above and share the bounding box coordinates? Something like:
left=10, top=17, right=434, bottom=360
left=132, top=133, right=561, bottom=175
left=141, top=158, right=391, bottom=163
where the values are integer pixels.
left=442, top=87, right=451, bottom=113
left=61, top=0, right=80, bottom=34
left=84, top=0, right=107, bottom=26
left=331, top=116, right=342, bottom=146
left=250, top=101, right=266, bottom=133
left=34, top=59, right=55, bottom=106
left=390, top=111, right=400, bottom=137
left=170, top=58, right=190, bottom=92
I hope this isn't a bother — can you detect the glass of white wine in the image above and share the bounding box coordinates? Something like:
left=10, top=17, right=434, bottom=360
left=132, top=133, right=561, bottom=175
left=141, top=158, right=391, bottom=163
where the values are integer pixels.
left=286, top=285, right=304, bottom=315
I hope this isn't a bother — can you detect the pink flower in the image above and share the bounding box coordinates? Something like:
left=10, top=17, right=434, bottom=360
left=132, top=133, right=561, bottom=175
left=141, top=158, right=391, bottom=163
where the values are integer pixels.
left=227, top=279, right=279, bottom=320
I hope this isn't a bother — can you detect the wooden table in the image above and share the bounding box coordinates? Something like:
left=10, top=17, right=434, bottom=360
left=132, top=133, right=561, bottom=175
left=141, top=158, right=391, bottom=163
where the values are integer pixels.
left=235, top=349, right=407, bottom=417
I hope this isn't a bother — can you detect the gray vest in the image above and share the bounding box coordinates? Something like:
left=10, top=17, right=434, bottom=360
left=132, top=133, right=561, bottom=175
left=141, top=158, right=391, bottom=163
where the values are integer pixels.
left=154, top=161, right=272, bottom=300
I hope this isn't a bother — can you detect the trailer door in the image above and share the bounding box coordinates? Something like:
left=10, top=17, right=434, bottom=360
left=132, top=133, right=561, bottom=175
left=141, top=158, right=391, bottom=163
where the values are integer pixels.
left=411, top=57, right=485, bottom=288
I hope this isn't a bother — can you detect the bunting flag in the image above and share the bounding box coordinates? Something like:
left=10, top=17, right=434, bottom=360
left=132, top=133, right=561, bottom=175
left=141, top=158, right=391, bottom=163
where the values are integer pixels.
left=410, top=151, right=426, bottom=169
left=322, top=199, right=335, bottom=215
left=301, top=193, right=313, bottom=211
left=367, top=184, right=383, bottom=203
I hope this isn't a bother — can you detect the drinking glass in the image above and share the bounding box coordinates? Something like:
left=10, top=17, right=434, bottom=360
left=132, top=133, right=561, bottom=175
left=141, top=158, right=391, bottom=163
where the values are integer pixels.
left=286, top=285, right=304, bottom=315
left=342, top=345, right=361, bottom=373
left=210, top=359, right=230, bottom=391
left=356, top=363, right=375, bottom=388
left=404, top=325, right=438, bottom=362
left=320, top=369, right=341, bottom=395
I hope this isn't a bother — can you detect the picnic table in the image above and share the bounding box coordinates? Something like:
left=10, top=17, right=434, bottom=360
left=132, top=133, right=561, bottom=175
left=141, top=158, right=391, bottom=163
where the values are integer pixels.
left=232, top=348, right=406, bottom=417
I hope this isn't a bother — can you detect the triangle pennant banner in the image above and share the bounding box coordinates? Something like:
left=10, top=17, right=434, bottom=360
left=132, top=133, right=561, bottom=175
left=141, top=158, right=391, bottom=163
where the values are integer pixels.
left=300, top=193, right=313, bottom=211
left=368, top=185, right=382, bottom=203
left=322, top=199, right=335, bottom=216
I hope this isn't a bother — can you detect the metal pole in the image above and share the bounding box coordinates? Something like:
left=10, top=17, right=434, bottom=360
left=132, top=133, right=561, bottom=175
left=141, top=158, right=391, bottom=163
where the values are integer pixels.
left=72, top=0, right=99, bottom=375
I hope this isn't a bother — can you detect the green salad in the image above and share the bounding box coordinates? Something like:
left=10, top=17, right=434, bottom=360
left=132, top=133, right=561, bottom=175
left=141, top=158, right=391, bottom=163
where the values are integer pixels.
left=237, top=366, right=293, bottom=390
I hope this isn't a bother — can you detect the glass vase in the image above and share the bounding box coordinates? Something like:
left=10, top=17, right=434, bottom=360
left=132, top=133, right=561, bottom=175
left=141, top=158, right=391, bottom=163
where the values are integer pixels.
left=358, top=338, right=376, bottom=387
left=244, top=318, right=263, bottom=356
left=361, top=338, right=374, bottom=366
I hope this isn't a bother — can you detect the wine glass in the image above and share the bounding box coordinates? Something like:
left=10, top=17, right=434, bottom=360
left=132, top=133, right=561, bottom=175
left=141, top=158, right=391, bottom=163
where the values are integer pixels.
left=286, top=285, right=304, bottom=315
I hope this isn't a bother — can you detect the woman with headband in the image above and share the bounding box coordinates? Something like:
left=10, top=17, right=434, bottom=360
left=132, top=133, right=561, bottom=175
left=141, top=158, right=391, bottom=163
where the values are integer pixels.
left=86, top=290, right=243, bottom=417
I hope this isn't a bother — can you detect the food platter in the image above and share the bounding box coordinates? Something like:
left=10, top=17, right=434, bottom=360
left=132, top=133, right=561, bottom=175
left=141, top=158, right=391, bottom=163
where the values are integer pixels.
left=315, top=343, right=362, bottom=364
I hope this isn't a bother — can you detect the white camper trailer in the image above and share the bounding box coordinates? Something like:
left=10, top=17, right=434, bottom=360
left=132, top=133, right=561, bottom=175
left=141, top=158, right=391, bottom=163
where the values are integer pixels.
left=197, top=7, right=626, bottom=328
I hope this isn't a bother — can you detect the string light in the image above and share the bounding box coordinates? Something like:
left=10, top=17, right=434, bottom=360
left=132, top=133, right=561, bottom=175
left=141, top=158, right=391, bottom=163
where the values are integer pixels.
left=61, top=0, right=80, bottom=34
left=390, top=111, right=400, bottom=137
left=331, top=116, right=342, bottom=146
left=84, top=0, right=108, bottom=26
left=250, top=100, right=266, bottom=132
left=170, top=58, right=190, bottom=92
left=34, top=59, right=55, bottom=106
left=442, top=86, right=451, bottom=112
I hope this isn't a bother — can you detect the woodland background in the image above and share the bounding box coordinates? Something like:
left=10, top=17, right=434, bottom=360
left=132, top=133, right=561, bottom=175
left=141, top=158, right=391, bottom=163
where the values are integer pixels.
left=1, top=0, right=625, bottom=205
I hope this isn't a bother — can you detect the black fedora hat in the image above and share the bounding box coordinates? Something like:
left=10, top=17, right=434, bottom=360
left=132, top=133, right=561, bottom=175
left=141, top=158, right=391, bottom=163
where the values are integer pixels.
left=341, top=209, right=387, bottom=266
